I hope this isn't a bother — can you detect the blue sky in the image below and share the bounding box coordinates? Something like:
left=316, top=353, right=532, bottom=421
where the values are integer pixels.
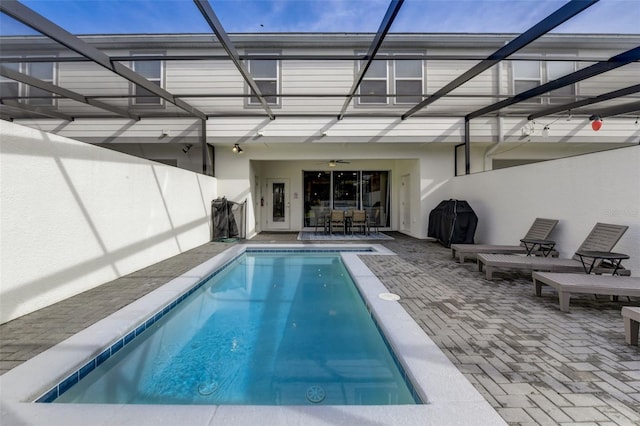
left=2, top=0, right=639, bottom=35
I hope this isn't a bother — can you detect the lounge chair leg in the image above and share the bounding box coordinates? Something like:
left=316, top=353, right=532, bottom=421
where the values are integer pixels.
left=534, top=280, right=542, bottom=297
left=624, top=317, right=639, bottom=345
left=558, top=292, right=571, bottom=312
left=485, top=267, right=493, bottom=281
left=477, top=260, right=484, bottom=272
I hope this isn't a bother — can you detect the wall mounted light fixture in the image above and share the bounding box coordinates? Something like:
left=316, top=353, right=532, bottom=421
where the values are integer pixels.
left=232, top=143, right=243, bottom=154
left=589, top=114, right=603, bottom=131
left=542, top=125, right=550, bottom=138
left=182, top=144, right=193, bottom=153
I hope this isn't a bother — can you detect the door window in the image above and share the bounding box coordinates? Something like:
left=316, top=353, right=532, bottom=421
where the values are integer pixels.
left=272, top=182, right=285, bottom=222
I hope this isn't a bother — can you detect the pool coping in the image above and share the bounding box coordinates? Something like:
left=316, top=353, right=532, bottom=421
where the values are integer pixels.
left=0, top=244, right=505, bottom=425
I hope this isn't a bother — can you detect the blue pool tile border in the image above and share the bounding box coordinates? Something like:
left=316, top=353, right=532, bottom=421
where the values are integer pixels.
left=35, top=247, right=377, bottom=404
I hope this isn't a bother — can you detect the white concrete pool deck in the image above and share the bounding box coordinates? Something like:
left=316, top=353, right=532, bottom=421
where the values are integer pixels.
left=0, top=243, right=505, bottom=425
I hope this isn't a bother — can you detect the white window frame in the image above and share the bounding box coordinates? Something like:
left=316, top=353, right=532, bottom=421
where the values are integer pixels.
left=131, top=53, right=164, bottom=107
left=512, top=59, right=543, bottom=104
left=246, top=52, right=280, bottom=107
left=357, top=53, right=425, bottom=106
left=546, top=58, right=577, bottom=105
left=25, top=58, right=55, bottom=106
left=357, top=54, right=389, bottom=105
left=0, top=62, right=21, bottom=101
left=0, top=57, right=56, bottom=107
left=512, top=56, right=577, bottom=105
left=393, top=55, right=424, bottom=105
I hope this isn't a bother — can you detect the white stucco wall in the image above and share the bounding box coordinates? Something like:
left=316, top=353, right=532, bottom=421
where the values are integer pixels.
left=0, top=122, right=218, bottom=324
left=449, top=146, right=640, bottom=275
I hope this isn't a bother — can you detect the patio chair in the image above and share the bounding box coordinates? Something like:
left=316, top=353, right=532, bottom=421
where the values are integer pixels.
left=329, top=209, right=346, bottom=235
left=451, top=218, right=559, bottom=263
left=312, top=208, right=327, bottom=233
left=477, top=222, right=629, bottom=280
left=351, top=210, right=368, bottom=235
left=368, top=208, right=380, bottom=234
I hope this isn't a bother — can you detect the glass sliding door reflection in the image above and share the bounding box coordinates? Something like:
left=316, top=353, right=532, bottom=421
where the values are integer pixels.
left=304, top=171, right=331, bottom=227
left=362, top=171, right=390, bottom=228
left=333, top=171, right=360, bottom=211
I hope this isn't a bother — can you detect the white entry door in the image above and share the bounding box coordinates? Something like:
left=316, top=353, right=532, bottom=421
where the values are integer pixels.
left=266, top=179, right=290, bottom=230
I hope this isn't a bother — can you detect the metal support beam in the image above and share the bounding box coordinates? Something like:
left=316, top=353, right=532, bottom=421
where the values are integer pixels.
left=593, top=101, right=640, bottom=118
left=1, top=53, right=620, bottom=64
left=0, top=65, right=140, bottom=120
left=201, top=119, right=208, bottom=175
left=337, top=0, right=404, bottom=120
left=528, top=84, right=640, bottom=120
left=193, top=0, right=274, bottom=120
left=464, top=118, right=470, bottom=175
left=467, top=45, right=640, bottom=120
left=0, top=99, right=73, bottom=120
left=402, top=0, right=599, bottom=120
left=0, top=0, right=207, bottom=120
left=453, top=143, right=464, bottom=176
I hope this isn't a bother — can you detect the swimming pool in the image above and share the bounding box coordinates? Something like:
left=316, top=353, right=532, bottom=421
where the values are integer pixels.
left=50, top=251, right=418, bottom=405
left=0, top=244, right=506, bottom=425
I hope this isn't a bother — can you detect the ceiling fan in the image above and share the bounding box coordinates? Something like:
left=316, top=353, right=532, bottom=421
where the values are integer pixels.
left=327, top=159, right=350, bottom=167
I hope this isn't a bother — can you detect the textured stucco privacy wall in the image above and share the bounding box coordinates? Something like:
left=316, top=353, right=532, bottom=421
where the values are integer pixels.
left=0, top=121, right=217, bottom=324
left=449, top=146, right=640, bottom=275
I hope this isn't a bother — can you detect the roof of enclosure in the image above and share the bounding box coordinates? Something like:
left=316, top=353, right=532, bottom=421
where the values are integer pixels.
left=1, top=0, right=639, bottom=123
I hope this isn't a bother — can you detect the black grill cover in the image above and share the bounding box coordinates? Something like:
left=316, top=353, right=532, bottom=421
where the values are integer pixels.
left=428, top=199, right=478, bottom=248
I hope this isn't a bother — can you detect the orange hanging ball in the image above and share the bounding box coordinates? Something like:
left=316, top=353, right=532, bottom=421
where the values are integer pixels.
left=591, top=118, right=603, bottom=131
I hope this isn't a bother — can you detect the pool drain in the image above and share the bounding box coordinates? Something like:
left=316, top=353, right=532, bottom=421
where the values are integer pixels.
left=198, top=381, right=219, bottom=396
left=306, top=385, right=326, bottom=403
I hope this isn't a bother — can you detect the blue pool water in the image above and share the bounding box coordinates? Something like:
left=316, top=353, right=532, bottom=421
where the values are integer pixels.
left=51, top=251, right=418, bottom=405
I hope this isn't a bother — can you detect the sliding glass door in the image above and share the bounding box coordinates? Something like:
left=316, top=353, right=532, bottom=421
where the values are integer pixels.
left=303, top=170, right=390, bottom=228
left=303, top=171, right=331, bottom=227
left=362, top=171, right=390, bottom=231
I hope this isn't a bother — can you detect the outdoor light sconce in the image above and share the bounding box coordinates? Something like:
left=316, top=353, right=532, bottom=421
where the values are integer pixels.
left=589, top=114, right=603, bottom=131
left=182, top=144, right=193, bottom=153
left=232, top=143, right=244, bottom=154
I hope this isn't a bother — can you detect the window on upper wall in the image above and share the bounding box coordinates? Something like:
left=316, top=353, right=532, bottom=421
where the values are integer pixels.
left=394, top=58, right=423, bottom=104
left=546, top=61, right=576, bottom=104
left=26, top=61, right=54, bottom=106
left=131, top=55, right=163, bottom=106
left=0, top=60, right=55, bottom=106
left=247, top=56, right=279, bottom=106
left=0, top=63, right=20, bottom=100
left=512, top=60, right=542, bottom=104
left=359, top=59, right=388, bottom=104
left=358, top=56, right=424, bottom=105
left=512, top=59, right=577, bottom=104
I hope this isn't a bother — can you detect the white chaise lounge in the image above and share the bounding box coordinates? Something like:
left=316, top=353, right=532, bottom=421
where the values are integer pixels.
left=532, top=272, right=640, bottom=312
left=451, top=218, right=559, bottom=263
left=477, top=223, right=629, bottom=280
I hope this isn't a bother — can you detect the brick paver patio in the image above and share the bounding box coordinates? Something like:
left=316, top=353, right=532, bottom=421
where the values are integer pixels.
left=1, top=232, right=639, bottom=425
